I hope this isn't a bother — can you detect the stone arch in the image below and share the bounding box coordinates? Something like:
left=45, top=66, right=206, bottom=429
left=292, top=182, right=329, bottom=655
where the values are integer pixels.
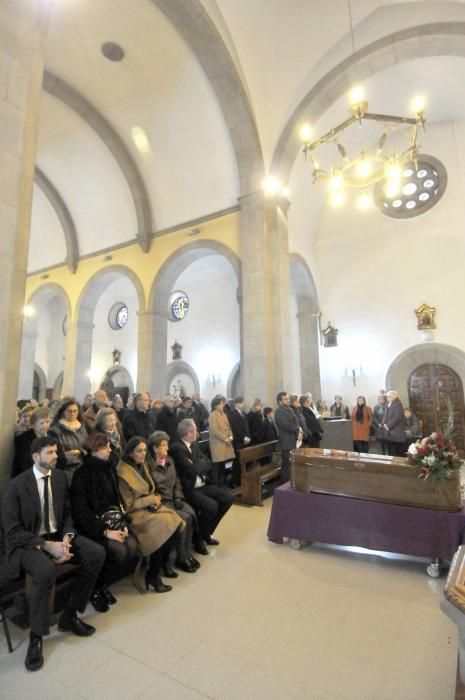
left=147, top=240, right=242, bottom=398
left=43, top=71, right=154, bottom=252
left=165, top=361, right=200, bottom=397
left=385, top=343, right=465, bottom=405
left=226, top=362, right=241, bottom=399
left=151, top=0, right=264, bottom=195
left=289, top=253, right=321, bottom=397
left=100, top=364, right=135, bottom=403
left=72, top=266, right=146, bottom=400
left=18, top=283, right=71, bottom=400
left=33, top=363, right=47, bottom=403
left=34, top=167, right=79, bottom=273
left=272, top=21, right=465, bottom=183
left=52, top=371, right=64, bottom=400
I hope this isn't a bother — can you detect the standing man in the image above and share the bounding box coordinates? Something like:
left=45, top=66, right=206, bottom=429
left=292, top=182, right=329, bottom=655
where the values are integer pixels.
left=383, top=390, right=407, bottom=457
left=122, top=392, right=157, bottom=441
left=227, top=396, right=251, bottom=488
left=274, top=392, right=301, bottom=483
left=83, top=389, right=109, bottom=433
left=1, top=436, right=105, bottom=671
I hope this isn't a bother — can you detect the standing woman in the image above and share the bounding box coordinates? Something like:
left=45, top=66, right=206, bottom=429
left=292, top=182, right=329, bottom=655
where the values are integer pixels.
left=372, top=394, right=388, bottom=455
left=300, top=395, right=324, bottom=447
left=351, top=396, right=373, bottom=453
left=208, top=396, right=235, bottom=486
left=71, top=432, right=139, bottom=612
left=50, top=398, right=88, bottom=483
left=117, top=437, right=185, bottom=593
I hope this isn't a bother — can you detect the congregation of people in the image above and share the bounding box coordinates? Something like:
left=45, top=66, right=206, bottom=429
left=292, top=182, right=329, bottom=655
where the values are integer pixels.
left=2, top=386, right=419, bottom=672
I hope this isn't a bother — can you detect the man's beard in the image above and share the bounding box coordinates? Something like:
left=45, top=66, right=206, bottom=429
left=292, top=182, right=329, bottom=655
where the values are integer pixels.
left=39, top=459, right=57, bottom=470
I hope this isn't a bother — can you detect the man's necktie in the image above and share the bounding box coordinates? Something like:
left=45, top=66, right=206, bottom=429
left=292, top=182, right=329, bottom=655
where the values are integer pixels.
left=43, top=475, right=51, bottom=536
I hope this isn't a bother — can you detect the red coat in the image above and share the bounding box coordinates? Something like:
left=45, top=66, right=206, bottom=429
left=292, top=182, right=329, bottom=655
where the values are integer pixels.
left=351, top=406, right=373, bottom=441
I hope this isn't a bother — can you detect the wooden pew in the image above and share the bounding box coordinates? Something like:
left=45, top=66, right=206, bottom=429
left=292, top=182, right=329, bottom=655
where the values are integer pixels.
left=238, top=440, right=279, bottom=506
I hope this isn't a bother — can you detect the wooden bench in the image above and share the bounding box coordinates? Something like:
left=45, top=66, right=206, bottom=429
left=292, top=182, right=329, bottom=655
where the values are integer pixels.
left=237, top=440, right=279, bottom=506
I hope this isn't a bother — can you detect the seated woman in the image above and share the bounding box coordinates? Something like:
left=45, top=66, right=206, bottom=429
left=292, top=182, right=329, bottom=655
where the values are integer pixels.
left=71, top=432, right=139, bottom=612
left=117, top=437, right=185, bottom=593
left=95, top=407, right=125, bottom=459
left=50, top=398, right=88, bottom=483
left=351, top=396, right=373, bottom=453
left=147, top=431, right=198, bottom=575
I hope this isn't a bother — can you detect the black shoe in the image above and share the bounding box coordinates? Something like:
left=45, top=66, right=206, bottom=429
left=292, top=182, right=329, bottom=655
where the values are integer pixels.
left=89, top=591, right=110, bottom=613
left=194, top=540, right=209, bottom=555
left=162, top=563, right=179, bottom=579
left=58, top=613, right=96, bottom=637
left=205, top=536, right=220, bottom=546
left=25, top=634, right=43, bottom=672
left=189, top=556, right=201, bottom=569
left=145, top=573, right=172, bottom=593
left=104, top=590, right=117, bottom=605
left=175, top=559, right=197, bottom=573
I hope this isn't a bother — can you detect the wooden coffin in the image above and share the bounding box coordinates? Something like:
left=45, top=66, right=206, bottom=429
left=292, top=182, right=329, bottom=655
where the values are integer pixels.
left=290, top=448, right=462, bottom=511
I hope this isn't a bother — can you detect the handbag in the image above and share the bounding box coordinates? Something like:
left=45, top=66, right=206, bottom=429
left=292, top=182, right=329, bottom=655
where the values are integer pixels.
left=98, top=507, right=129, bottom=532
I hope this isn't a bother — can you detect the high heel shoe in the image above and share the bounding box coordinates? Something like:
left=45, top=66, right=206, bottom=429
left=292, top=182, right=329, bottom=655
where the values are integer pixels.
left=145, top=572, right=172, bottom=593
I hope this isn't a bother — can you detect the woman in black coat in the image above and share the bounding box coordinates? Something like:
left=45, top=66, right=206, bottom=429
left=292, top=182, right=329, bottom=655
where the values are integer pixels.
left=299, top=395, right=324, bottom=447
left=71, top=432, right=138, bottom=612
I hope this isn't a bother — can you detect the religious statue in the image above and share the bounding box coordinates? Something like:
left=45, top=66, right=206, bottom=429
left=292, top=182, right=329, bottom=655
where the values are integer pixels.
left=414, top=303, right=436, bottom=330
left=171, top=340, right=182, bottom=360
left=322, top=322, right=338, bottom=347
left=112, top=347, right=121, bottom=365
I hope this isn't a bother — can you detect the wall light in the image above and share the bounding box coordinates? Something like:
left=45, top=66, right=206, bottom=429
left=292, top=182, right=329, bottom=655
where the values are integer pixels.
left=23, top=305, right=35, bottom=318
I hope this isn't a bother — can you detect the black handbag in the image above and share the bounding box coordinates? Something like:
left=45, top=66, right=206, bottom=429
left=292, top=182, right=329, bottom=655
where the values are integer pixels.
left=98, top=507, right=129, bottom=532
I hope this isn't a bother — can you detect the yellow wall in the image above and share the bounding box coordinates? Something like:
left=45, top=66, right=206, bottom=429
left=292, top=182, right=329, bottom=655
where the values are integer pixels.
left=25, top=211, right=240, bottom=320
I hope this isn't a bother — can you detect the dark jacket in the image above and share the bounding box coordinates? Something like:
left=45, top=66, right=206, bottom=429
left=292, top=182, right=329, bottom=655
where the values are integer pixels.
left=302, top=405, right=324, bottom=447
left=247, top=410, right=265, bottom=444
left=122, top=408, right=157, bottom=441
left=193, top=401, right=209, bottom=431
left=11, top=429, right=67, bottom=478
left=263, top=418, right=278, bottom=443
left=372, top=403, right=387, bottom=441
left=147, top=454, right=185, bottom=506
left=291, top=405, right=309, bottom=440
left=228, top=408, right=251, bottom=451
left=70, top=453, right=123, bottom=542
left=2, top=468, right=76, bottom=578
left=170, top=440, right=213, bottom=498
left=156, top=406, right=179, bottom=441
left=274, top=404, right=300, bottom=451
left=384, top=398, right=407, bottom=443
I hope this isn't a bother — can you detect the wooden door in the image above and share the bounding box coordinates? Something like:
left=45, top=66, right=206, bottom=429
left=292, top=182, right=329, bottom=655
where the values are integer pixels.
left=408, top=364, right=465, bottom=452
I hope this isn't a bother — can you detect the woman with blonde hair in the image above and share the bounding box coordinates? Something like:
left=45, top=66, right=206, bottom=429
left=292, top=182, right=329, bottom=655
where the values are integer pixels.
left=208, top=395, right=235, bottom=486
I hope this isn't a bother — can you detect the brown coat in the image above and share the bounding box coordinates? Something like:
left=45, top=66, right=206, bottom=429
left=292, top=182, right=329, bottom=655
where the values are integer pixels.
left=117, top=459, right=184, bottom=556
left=351, top=405, right=373, bottom=441
left=208, top=409, right=235, bottom=462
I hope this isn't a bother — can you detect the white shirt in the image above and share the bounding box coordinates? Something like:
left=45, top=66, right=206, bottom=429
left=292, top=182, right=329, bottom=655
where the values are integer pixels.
left=33, top=465, right=58, bottom=535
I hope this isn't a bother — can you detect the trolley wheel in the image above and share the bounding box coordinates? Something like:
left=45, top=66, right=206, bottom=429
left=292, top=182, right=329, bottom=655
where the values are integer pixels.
left=290, top=539, right=310, bottom=550
left=426, top=560, right=442, bottom=578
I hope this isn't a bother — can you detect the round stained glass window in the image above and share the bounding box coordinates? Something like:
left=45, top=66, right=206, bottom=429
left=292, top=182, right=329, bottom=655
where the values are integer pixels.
left=374, top=155, right=447, bottom=219
left=108, top=302, right=128, bottom=330
left=170, top=293, right=189, bottom=321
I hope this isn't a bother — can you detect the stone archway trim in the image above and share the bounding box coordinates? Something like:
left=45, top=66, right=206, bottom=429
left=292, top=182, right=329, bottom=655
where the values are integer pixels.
left=76, top=264, right=146, bottom=324
left=151, top=0, right=264, bottom=195
left=166, top=360, right=200, bottom=395
left=34, top=166, right=79, bottom=273
left=43, top=71, right=154, bottom=253
left=26, top=281, right=72, bottom=322
left=33, top=362, right=47, bottom=402
left=272, top=22, right=465, bottom=182
left=385, top=343, right=465, bottom=405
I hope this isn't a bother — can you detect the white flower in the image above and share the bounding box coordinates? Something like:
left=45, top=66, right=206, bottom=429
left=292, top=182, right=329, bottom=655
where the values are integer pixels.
left=424, top=455, right=436, bottom=467
left=407, top=443, right=418, bottom=456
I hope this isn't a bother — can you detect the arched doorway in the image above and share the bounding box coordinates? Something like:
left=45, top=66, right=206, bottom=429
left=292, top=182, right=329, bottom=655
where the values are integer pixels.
left=408, top=364, right=465, bottom=452
left=100, top=365, right=135, bottom=405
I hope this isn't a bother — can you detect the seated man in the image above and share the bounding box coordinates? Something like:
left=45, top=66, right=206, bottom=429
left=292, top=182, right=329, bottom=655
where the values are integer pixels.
left=170, top=419, right=233, bottom=553
left=11, top=407, right=66, bottom=477
left=1, top=436, right=105, bottom=672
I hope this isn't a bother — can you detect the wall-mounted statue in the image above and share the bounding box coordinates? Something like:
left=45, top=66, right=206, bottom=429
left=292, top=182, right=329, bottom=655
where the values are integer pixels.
left=171, top=340, right=182, bottom=360
left=322, top=322, right=338, bottom=347
left=415, top=303, right=436, bottom=330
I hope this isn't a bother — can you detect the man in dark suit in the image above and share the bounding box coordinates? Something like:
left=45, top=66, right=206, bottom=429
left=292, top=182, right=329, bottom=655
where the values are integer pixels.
left=2, top=436, right=105, bottom=672
left=274, top=391, right=302, bottom=483
left=170, top=419, right=233, bottom=553
left=227, top=396, right=251, bottom=487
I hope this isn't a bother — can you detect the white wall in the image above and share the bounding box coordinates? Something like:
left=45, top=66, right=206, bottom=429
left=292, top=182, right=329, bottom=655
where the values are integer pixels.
left=90, top=277, right=138, bottom=392
left=166, top=255, right=240, bottom=403
left=35, top=295, right=67, bottom=389
left=288, top=288, right=302, bottom=393
left=29, top=184, right=67, bottom=272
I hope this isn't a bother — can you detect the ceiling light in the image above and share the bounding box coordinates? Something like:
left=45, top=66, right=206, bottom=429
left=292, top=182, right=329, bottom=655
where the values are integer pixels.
left=349, top=85, right=365, bottom=106
left=131, top=126, right=151, bottom=155
left=330, top=191, right=346, bottom=208
left=263, top=176, right=281, bottom=197
left=300, top=124, right=313, bottom=143
left=411, top=95, right=426, bottom=115
left=357, top=191, right=371, bottom=210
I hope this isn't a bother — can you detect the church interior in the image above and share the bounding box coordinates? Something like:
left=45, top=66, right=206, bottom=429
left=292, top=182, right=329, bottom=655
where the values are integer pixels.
left=3, top=0, right=465, bottom=698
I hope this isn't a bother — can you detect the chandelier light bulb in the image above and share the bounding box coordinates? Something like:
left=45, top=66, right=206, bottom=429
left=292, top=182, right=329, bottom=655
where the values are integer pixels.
left=328, top=171, right=344, bottom=191
left=300, top=124, right=313, bottom=143
left=330, top=190, right=346, bottom=208
left=357, top=191, right=371, bottom=210
left=349, top=85, right=365, bottom=106
left=411, top=95, right=426, bottom=115
left=385, top=160, right=402, bottom=182
left=23, top=305, right=35, bottom=318
left=356, top=154, right=372, bottom=178
left=263, top=176, right=280, bottom=196
left=281, top=186, right=291, bottom=199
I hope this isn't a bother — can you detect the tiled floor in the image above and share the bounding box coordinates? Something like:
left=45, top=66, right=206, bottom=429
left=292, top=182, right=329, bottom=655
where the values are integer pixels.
left=0, top=498, right=458, bottom=699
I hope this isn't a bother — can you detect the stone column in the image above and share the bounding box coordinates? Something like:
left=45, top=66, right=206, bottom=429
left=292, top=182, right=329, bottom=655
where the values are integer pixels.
left=238, top=192, right=293, bottom=405
left=0, top=1, right=51, bottom=486
left=17, top=321, right=38, bottom=400
left=62, top=319, right=93, bottom=401
left=297, top=305, right=322, bottom=399
left=137, top=310, right=158, bottom=394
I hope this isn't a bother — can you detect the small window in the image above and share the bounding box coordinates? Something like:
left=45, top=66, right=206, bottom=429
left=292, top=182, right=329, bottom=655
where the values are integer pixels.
left=374, top=155, right=447, bottom=219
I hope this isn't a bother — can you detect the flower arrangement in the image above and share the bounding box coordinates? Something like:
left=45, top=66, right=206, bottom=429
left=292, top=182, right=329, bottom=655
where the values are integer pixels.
left=407, top=431, right=462, bottom=482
